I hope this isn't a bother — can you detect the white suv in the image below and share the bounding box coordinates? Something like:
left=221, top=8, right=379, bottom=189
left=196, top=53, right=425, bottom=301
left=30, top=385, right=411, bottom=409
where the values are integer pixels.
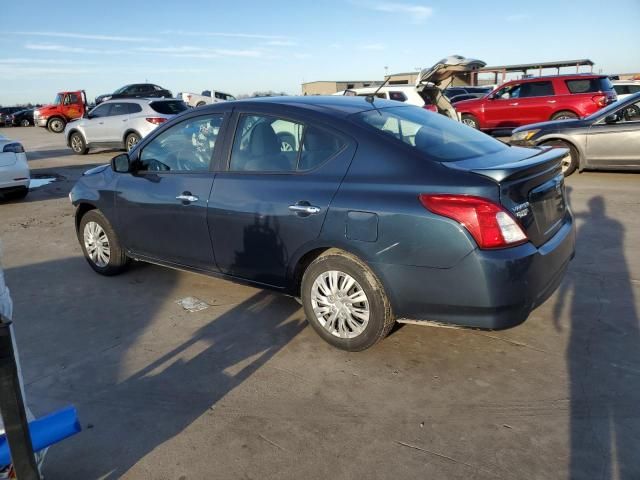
left=64, top=98, right=188, bottom=155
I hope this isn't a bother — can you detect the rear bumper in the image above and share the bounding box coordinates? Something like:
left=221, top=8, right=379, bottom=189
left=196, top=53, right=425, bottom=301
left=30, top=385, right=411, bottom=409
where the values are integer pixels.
left=377, top=214, right=575, bottom=329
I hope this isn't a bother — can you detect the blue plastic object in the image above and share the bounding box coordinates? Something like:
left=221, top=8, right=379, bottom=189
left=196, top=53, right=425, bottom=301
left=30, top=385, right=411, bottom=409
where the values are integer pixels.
left=0, top=406, right=81, bottom=466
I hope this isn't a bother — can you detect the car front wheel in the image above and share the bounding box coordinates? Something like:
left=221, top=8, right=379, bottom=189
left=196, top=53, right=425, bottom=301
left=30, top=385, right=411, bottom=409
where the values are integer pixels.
left=47, top=117, right=66, bottom=133
left=301, top=249, right=394, bottom=351
left=461, top=114, right=480, bottom=129
left=79, top=210, right=129, bottom=275
left=541, top=140, right=579, bottom=176
left=70, top=132, right=88, bottom=155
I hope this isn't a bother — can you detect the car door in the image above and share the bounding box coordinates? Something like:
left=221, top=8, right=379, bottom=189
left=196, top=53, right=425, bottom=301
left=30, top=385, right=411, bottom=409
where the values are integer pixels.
left=208, top=109, right=355, bottom=287
left=100, top=102, right=131, bottom=142
left=115, top=113, right=228, bottom=269
left=513, top=81, right=556, bottom=124
left=61, top=92, right=82, bottom=120
left=82, top=103, right=112, bottom=143
left=483, top=83, right=524, bottom=128
left=586, top=99, right=640, bottom=166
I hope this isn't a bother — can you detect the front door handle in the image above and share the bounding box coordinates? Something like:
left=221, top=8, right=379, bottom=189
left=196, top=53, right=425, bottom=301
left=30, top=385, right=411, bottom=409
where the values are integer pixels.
left=176, top=193, right=199, bottom=203
left=508, top=102, right=519, bottom=106
left=289, top=203, right=321, bottom=215
left=547, top=100, right=557, bottom=104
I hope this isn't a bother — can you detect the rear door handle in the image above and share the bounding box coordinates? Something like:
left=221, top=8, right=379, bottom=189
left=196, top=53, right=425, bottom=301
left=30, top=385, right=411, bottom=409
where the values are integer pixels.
left=547, top=100, right=557, bottom=104
left=176, top=193, right=199, bottom=203
left=289, top=203, right=321, bottom=215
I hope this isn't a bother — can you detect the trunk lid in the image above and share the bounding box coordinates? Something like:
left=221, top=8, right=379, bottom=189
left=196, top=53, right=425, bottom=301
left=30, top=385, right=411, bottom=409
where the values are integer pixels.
left=416, top=55, right=487, bottom=88
left=445, top=146, right=570, bottom=247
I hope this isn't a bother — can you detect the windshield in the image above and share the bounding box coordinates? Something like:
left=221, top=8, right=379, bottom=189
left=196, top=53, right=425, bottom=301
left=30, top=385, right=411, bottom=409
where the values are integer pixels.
left=354, top=106, right=507, bottom=162
left=52, top=94, right=62, bottom=105
left=584, top=93, right=640, bottom=121
left=113, top=85, right=130, bottom=94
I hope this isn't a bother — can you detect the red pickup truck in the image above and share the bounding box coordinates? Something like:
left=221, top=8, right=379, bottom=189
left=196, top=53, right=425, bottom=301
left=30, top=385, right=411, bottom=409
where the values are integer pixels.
left=455, top=74, right=617, bottom=131
left=33, top=90, right=88, bottom=133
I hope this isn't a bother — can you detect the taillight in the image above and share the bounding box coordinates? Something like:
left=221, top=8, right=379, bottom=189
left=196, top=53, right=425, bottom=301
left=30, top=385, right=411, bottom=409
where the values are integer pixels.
left=145, top=117, right=167, bottom=125
left=3, top=143, right=25, bottom=153
left=419, top=194, right=528, bottom=249
left=591, top=94, right=607, bottom=108
left=423, top=104, right=437, bottom=112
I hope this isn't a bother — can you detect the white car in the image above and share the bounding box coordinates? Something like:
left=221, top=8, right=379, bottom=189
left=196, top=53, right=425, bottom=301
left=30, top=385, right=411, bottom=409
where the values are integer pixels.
left=334, top=85, right=436, bottom=110
left=613, top=81, right=640, bottom=100
left=178, top=89, right=236, bottom=108
left=64, top=98, right=189, bottom=155
left=0, top=135, right=29, bottom=200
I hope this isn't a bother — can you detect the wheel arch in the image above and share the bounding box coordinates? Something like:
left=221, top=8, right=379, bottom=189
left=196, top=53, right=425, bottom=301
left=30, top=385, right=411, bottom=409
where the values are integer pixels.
left=67, top=128, right=84, bottom=147
left=74, top=202, right=98, bottom=233
left=122, top=129, right=142, bottom=146
left=536, top=135, right=584, bottom=170
left=550, top=109, right=579, bottom=120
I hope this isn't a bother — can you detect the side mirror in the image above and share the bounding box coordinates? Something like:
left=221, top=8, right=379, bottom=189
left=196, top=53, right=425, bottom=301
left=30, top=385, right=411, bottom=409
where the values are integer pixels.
left=604, top=114, right=619, bottom=124
left=111, top=153, right=132, bottom=173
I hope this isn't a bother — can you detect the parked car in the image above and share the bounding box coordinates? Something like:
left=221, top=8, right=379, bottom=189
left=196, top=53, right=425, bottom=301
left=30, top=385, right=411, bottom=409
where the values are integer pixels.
left=612, top=81, right=640, bottom=100
left=449, top=93, right=481, bottom=104
left=455, top=74, right=617, bottom=131
left=510, top=92, right=640, bottom=176
left=95, top=84, right=173, bottom=105
left=9, top=109, right=34, bottom=127
left=64, top=98, right=188, bottom=154
left=178, top=89, right=236, bottom=108
left=0, top=107, right=24, bottom=127
left=0, top=135, right=29, bottom=200
left=334, top=85, right=437, bottom=111
left=33, top=91, right=88, bottom=133
left=444, top=86, right=492, bottom=99
left=70, top=96, right=575, bottom=351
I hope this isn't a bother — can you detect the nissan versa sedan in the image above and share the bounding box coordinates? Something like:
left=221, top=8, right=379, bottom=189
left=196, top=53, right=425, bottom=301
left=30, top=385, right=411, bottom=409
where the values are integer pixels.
left=510, top=92, right=640, bottom=176
left=70, top=96, right=575, bottom=351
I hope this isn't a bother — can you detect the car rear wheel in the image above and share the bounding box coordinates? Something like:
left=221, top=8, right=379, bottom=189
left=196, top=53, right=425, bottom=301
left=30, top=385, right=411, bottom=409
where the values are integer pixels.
left=47, top=117, right=66, bottom=133
left=70, top=132, right=88, bottom=155
left=461, top=114, right=480, bottom=129
left=125, top=133, right=141, bottom=151
left=20, top=119, right=31, bottom=127
left=541, top=140, right=578, bottom=176
left=301, top=249, right=394, bottom=351
left=79, top=210, right=129, bottom=276
left=551, top=111, right=578, bottom=121
left=2, top=187, right=28, bottom=201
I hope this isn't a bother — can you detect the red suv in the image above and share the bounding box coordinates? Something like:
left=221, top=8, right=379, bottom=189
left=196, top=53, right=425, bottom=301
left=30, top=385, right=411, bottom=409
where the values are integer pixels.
left=455, top=75, right=616, bottom=131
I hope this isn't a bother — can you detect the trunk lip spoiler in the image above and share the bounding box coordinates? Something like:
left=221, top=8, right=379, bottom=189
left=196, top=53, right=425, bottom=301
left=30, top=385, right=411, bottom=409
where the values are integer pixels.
left=443, top=146, right=568, bottom=183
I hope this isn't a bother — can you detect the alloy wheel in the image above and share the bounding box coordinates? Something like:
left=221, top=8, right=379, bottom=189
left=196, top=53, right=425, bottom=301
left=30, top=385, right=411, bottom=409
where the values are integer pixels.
left=71, top=135, right=84, bottom=153
left=83, top=221, right=111, bottom=267
left=310, top=270, right=370, bottom=339
left=126, top=135, right=139, bottom=151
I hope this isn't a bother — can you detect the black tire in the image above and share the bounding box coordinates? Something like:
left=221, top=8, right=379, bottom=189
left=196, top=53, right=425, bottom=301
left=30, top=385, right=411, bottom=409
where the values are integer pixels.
left=47, top=117, right=66, bottom=133
left=78, top=210, right=129, bottom=276
left=125, top=132, right=141, bottom=151
left=541, top=140, right=579, bottom=177
left=196, top=101, right=206, bottom=108
left=461, top=114, right=480, bottom=129
left=69, top=132, right=88, bottom=155
left=551, top=111, right=578, bottom=121
left=20, top=119, right=31, bottom=127
left=301, top=249, right=394, bottom=351
left=2, top=187, right=28, bottom=201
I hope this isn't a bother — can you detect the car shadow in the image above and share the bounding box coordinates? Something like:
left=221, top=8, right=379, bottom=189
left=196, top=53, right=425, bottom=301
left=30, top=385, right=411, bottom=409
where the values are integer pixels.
left=553, top=195, right=640, bottom=479
left=5, top=252, right=305, bottom=478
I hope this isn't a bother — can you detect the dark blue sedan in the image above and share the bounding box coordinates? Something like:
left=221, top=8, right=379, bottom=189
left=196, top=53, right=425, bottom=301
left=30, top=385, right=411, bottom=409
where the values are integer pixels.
left=70, top=96, right=575, bottom=351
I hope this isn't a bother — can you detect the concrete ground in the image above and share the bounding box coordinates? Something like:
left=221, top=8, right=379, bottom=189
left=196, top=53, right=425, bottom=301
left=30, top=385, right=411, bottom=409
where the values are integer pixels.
left=0, top=126, right=639, bottom=480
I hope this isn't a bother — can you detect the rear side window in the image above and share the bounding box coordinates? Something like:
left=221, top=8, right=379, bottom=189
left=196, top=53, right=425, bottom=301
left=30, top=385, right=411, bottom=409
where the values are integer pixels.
left=149, top=100, right=188, bottom=114
left=566, top=77, right=613, bottom=94
left=355, top=106, right=507, bottom=162
left=389, top=91, right=408, bottom=102
left=127, top=103, right=143, bottom=114
left=109, top=103, right=129, bottom=117
left=519, top=81, right=554, bottom=97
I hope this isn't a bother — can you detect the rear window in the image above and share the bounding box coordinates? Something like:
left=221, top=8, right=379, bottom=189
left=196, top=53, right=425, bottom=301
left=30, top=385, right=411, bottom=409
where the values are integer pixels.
left=355, top=106, right=507, bottom=162
left=149, top=100, right=188, bottom=115
left=566, top=77, right=613, bottom=94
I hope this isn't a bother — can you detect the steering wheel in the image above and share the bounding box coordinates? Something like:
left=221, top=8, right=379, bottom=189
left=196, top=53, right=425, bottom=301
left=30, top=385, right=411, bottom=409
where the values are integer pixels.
left=277, top=132, right=296, bottom=152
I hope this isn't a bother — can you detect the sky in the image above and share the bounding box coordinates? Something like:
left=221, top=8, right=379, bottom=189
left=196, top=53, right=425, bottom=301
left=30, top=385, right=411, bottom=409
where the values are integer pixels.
left=1, top=0, right=639, bottom=105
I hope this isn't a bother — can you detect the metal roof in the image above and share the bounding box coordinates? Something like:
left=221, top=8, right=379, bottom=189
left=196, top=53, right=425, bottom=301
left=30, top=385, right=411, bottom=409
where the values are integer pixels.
left=301, top=80, right=379, bottom=85
left=481, top=59, right=594, bottom=71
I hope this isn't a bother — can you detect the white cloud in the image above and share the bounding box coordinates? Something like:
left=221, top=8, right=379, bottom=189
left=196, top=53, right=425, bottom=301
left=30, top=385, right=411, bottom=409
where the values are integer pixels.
left=372, top=2, right=433, bottom=23
left=14, top=31, right=157, bottom=42
left=135, top=46, right=261, bottom=58
left=0, top=58, right=90, bottom=64
left=163, top=30, right=291, bottom=40
left=24, top=43, right=127, bottom=55
left=266, top=40, right=297, bottom=47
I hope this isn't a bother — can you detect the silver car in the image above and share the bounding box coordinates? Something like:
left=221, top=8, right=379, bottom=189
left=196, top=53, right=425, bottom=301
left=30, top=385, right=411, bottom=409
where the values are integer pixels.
left=64, top=98, right=188, bottom=155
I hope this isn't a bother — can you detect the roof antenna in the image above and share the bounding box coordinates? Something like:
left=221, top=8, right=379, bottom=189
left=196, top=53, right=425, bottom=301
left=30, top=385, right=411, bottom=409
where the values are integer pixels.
left=367, top=75, right=390, bottom=104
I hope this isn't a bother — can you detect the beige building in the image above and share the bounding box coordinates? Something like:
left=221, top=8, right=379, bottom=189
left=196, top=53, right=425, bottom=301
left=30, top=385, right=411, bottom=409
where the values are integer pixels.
left=301, top=80, right=378, bottom=95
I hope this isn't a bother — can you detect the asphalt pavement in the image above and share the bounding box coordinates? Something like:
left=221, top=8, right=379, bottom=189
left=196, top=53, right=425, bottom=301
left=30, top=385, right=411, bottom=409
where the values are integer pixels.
left=1, top=126, right=639, bottom=479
